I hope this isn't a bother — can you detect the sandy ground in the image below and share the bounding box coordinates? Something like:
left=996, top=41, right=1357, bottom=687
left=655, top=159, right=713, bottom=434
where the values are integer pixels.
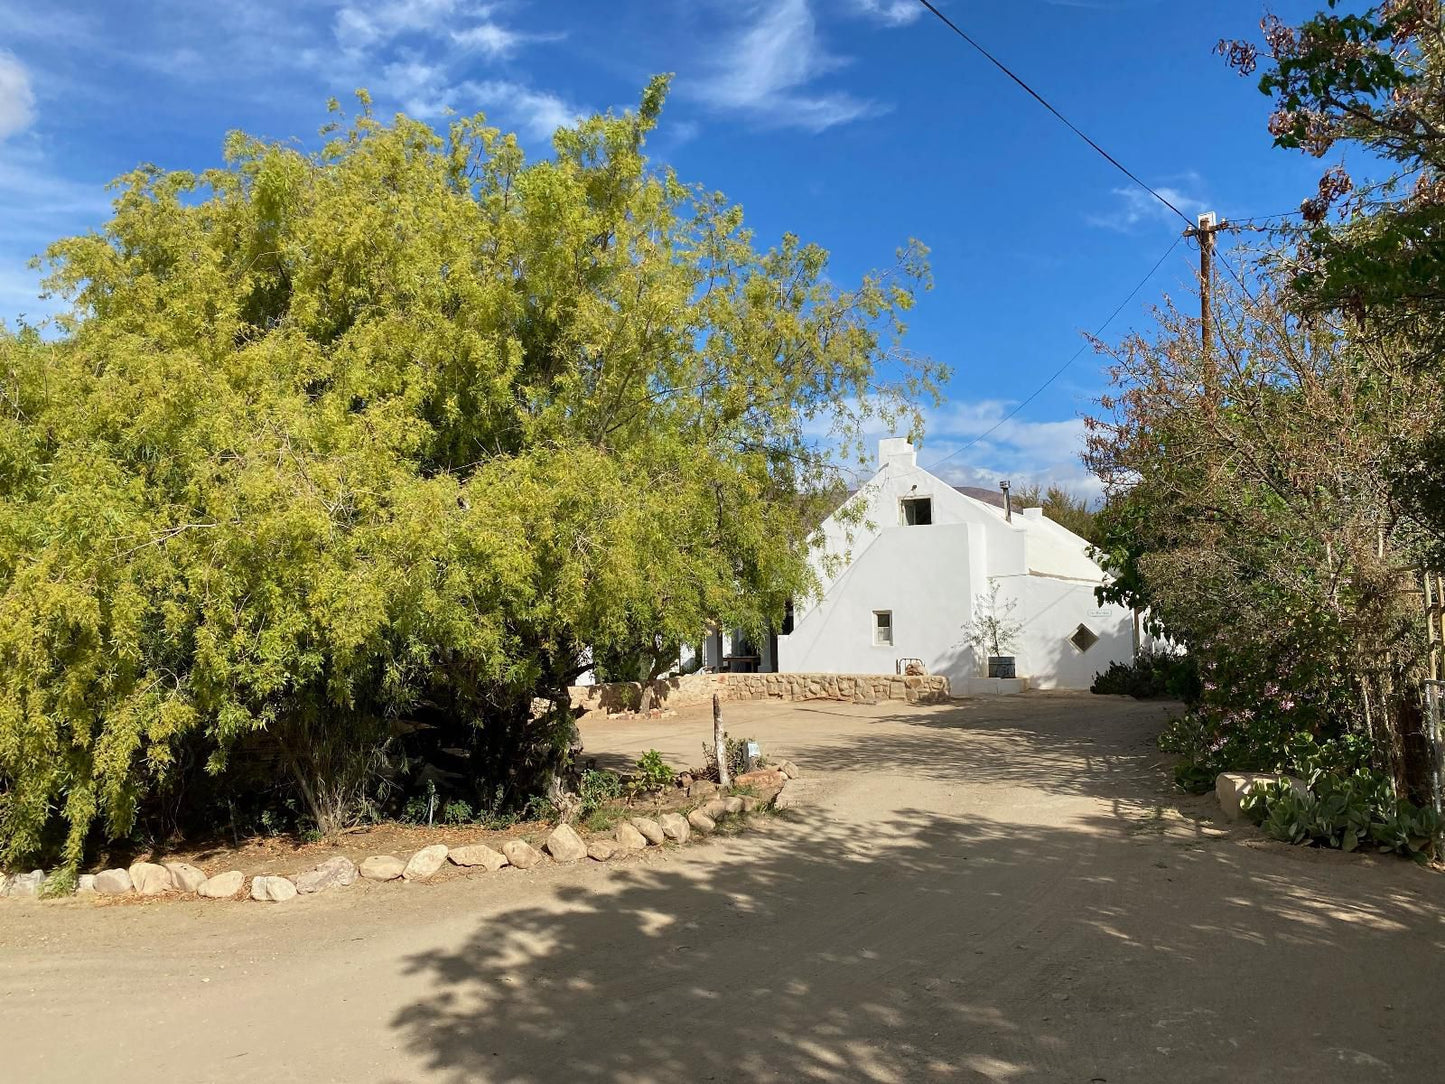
left=3, top=692, right=1444, bottom=1082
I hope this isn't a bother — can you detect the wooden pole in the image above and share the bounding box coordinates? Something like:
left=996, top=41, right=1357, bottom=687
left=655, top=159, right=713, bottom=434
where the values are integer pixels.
left=713, top=692, right=730, bottom=787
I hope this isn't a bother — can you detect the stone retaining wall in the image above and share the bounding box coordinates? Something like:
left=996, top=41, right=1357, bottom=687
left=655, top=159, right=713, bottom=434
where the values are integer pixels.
left=569, top=671, right=950, bottom=717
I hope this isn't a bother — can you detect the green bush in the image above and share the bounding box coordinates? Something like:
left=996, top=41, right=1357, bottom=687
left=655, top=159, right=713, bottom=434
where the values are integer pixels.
left=1241, top=772, right=1441, bottom=860
left=442, top=799, right=474, bottom=826
left=629, top=750, right=676, bottom=795
left=577, top=769, right=623, bottom=815
left=1091, top=649, right=1200, bottom=701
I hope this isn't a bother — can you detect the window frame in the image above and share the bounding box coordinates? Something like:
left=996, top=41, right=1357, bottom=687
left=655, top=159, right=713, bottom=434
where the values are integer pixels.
left=1069, top=623, right=1099, bottom=653
left=873, top=609, right=894, bottom=647
left=899, top=495, right=933, bottom=526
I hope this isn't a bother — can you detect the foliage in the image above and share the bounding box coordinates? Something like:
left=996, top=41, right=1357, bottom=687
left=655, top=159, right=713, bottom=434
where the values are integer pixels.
left=402, top=781, right=441, bottom=825
left=1242, top=772, right=1441, bottom=860
left=959, top=577, right=1022, bottom=664
left=1091, top=649, right=1201, bottom=701
left=702, top=735, right=757, bottom=781
left=629, top=749, right=676, bottom=795
left=0, top=80, right=944, bottom=869
left=442, top=799, right=474, bottom=826
left=1014, top=483, right=1100, bottom=543
left=1087, top=276, right=1440, bottom=802
left=577, top=768, right=623, bottom=816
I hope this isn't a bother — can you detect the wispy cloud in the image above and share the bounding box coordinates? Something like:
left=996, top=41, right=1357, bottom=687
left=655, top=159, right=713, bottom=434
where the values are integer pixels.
left=1086, top=173, right=1209, bottom=231
left=0, top=51, right=35, bottom=140
left=915, top=400, right=1101, bottom=499
left=694, top=0, right=884, bottom=132
left=851, top=0, right=924, bottom=26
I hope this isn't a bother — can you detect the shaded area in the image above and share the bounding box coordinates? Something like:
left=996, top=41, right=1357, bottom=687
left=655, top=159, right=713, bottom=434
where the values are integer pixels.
left=390, top=804, right=1442, bottom=1082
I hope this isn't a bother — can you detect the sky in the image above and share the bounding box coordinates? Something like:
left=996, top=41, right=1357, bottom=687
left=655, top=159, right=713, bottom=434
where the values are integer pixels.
left=0, top=0, right=1339, bottom=497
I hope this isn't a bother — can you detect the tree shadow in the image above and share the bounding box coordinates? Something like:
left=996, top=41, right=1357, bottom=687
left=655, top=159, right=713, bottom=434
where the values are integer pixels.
left=387, top=806, right=1445, bottom=1082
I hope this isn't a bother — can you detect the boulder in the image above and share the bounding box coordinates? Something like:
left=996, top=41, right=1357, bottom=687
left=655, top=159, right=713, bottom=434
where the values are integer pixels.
left=128, top=861, right=174, bottom=896
left=778, top=760, right=800, bottom=779
left=720, top=796, right=745, bottom=815
left=688, top=780, right=720, bottom=799
left=658, top=812, right=691, bottom=844
left=614, top=822, right=648, bottom=851
left=448, top=844, right=509, bottom=871
left=545, top=823, right=588, bottom=863
left=631, top=817, right=665, bottom=845
left=1215, top=772, right=1307, bottom=822
left=360, top=855, right=406, bottom=882
left=701, top=798, right=729, bottom=820
left=164, top=862, right=208, bottom=894
left=294, top=856, right=359, bottom=894
left=586, top=839, right=620, bottom=862
left=687, top=810, right=716, bottom=834
left=735, top=768, right=786, bottom=790
left=403, top=844, right=449, bottom=882
left=739, top=796, right=764, bottom=813
left=93, top=868, right=134, bottom=896
left=7, top=870, right=43, bottom=898
left=501, top=840, right=545, bottom=870
left=774, top=779, right=806, bottom=810
left=250, top=875, right=298, bottom=903
left=77, top=874, right=98, bottom=895
left=198, top=870, right=245, bottom=899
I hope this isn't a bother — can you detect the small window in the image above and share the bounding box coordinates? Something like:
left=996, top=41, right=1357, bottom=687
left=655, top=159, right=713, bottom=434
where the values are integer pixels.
left=873, top=610, right=894, bottom=646
left=901, top=496, right=932, bottom=525
left=1070, top=624, right=1099, bottom=653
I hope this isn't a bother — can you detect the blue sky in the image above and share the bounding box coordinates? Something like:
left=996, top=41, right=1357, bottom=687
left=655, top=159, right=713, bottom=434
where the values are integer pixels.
left=0, top=0, right=1334, bottom=495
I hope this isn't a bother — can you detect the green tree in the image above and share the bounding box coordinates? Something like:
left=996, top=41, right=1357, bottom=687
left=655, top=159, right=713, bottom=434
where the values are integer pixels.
left=0, top=80, right=945, bottom=867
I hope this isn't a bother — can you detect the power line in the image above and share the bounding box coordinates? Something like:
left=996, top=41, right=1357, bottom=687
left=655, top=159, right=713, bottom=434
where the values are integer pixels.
left=922, top=234, right=1184, bottom=474
left=912, top=0, right=1194, bottom=228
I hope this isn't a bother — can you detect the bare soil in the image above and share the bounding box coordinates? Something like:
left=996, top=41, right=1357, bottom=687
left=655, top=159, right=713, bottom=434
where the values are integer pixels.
left=3, top=692, right=1443, bottom=1082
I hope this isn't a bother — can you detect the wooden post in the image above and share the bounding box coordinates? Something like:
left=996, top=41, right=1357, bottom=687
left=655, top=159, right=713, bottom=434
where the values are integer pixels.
left=713, top=692, right=730, bottom=787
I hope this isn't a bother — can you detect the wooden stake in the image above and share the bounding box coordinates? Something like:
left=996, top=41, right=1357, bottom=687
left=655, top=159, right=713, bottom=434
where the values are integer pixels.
left=713, top=693, right=730, bottom=787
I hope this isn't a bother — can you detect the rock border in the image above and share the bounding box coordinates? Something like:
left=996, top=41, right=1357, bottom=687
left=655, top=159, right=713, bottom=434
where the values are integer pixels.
left=1, top=762, right=808, bottom=907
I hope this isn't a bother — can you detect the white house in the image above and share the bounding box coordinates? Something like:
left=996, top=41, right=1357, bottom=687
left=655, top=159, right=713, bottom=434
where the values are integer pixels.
left=774, top=438, right=1138, bottom=692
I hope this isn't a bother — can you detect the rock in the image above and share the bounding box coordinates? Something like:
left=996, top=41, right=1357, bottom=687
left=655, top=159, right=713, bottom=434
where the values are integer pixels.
left=501, top=839, right=545, bottom=869
left=614, top=822, right=648, bottom=851
left=403, top=844, right=449, bottom=882
left=658, top=812, right=691, bottom=843
left=545, top=823, right=588, bottom=863
left=198, top=870, right=245, bottom=899
left=735, top=768, right=786, bottom=790
left=774, top=778, right=815, bottom=811
left=250, top=875, right=298, bottom=903
left=361, top=855, right=406, bottom=881
left=739, top=796, right=763, bottom=813
left=295, top=856, right=359, bottom=894
left=7, top=870, right=43, bottom=898
left=587, top=839, right=620, bottom=862
left=776, top=760, right=800, bottom=779
left=94, top=868, right=134, bottom=896
left=631, top=817, right=665, bottom=845
left=128, top=861, right=174, bottom=896
left=1215, top=772, right=1307, bottom=822
left=77, top=874, right=98, bottom=895
left=720, top=796, right=745, bottom=815
left=164, top=862, right=208, bottom=894
left=687, top=810, right=716, bottom=834
left=701, top=798, right=729, bottom=820
left=688, top=780, right=719, bottom=799
left=448, top=844, right=509, bottom=871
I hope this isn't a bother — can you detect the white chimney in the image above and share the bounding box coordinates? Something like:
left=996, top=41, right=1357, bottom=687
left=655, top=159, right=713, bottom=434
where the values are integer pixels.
left=877, top=437, right=916, bottom=470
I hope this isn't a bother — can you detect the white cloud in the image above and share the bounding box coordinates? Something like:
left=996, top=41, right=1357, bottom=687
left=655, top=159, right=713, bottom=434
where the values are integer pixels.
left=334, top=0, right=467, bottom=53
left=460, top=80, right=579, bottom=140
left=1087, top=174, right=1210, bottom=232
left=694, top=0, right=884, bottom=132
left=913, top=400, right=1101, bottom=500
left=851, top=0, right=924, bottom=26
left=0, top=51, right=36, bottom=140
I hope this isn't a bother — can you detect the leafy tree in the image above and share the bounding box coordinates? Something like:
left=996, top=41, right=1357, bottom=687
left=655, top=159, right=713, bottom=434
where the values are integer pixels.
left=1010, top=484, right=1099, bottom=543
left=1086, top=274, right=1442, bottom=797
left=960, top=577, right=1023, bottom=666
left=0, top=80, right=945, bottom=867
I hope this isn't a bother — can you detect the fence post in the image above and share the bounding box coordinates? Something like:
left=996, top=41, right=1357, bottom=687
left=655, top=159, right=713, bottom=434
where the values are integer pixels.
left=713, top=692, right=730, bottom=788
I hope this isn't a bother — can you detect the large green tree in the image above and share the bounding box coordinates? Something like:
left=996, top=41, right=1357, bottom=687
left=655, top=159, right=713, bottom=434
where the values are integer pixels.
left=0, top=80, right=944, bottom=866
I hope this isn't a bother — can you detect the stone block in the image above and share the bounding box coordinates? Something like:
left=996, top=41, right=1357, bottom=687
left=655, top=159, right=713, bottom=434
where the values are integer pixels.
left=1215, top=772, right=1306, bottom=822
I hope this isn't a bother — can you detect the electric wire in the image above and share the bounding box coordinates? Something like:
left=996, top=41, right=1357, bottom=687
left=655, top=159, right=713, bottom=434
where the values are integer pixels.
left=912, top=0, right=1195, bottom=228
left=922, top=234, right=1184, bottom=474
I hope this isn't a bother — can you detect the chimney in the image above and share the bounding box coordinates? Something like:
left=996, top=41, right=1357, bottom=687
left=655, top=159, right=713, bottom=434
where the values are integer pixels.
left=1000, top=479, right=1012, bottom=522
left=877, top=437, right=917, bottom=470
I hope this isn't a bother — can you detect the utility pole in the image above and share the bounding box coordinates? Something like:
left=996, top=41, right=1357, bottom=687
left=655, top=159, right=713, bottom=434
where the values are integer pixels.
left=1186, top=211, right=1223, bottom=410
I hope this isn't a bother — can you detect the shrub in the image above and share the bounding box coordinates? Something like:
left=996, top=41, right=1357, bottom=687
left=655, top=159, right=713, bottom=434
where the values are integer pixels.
left=577, top=769, right=623, bottom=816
left=1241, top=771, right=1441, bottom=860
left=1091, top=649, right=1200, bottom=701
left=442, top=799, right=474, bottom=826
left=629, top=750, right=676, bottom=795
left=702, top=736, right=759, bottom=781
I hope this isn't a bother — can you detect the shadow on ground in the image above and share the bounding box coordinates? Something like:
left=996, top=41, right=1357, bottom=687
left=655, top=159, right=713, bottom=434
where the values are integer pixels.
left=387, top=801, right=1443, bottom=1082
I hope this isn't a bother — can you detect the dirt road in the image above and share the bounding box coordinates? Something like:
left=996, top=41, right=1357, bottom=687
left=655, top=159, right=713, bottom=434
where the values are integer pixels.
left=3, top=693, right=1442, bottom=1082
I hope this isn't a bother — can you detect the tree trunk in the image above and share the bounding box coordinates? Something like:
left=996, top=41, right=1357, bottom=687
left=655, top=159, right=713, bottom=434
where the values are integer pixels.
left=713, top=693, right=730, bottom=787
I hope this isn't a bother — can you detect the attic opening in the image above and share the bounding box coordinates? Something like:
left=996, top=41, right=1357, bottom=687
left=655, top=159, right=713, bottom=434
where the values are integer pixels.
left=900, top=496, right=933, bottom=526
left=1069, top=624, right=1100, bottom=653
